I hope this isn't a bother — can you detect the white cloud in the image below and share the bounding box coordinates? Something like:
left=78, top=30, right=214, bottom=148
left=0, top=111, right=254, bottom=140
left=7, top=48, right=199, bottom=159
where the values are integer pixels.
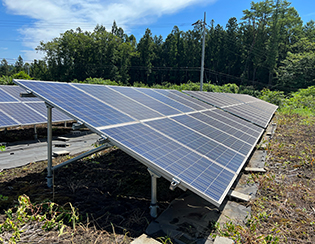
left=3, top=0, right=216, bottom=61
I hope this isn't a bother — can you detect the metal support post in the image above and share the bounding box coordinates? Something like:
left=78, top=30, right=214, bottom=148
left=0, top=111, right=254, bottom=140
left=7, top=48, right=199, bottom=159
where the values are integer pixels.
left=34, top=125, right=37, bottom=140
left=52, top=142, right=111, bottom=171
left=147, top=168, right=161, bottom=218
left=46, top=103, right=53, bottom=188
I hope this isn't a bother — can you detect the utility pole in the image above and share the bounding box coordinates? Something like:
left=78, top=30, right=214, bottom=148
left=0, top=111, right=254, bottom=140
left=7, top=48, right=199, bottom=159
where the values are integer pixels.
left=193, top=12, right=206, bottom=91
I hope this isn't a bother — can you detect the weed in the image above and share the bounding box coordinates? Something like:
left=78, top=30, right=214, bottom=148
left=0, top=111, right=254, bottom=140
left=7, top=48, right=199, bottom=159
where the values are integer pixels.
left=0, top=195, right=81, bottom=243
left=0, top=195, right=8, bottom=201
left=157, top=235, right=173, bottom=244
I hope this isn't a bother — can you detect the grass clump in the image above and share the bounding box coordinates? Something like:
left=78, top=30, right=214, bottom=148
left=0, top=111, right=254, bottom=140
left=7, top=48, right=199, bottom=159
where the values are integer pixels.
left=0, top=194, right=79, bottom=243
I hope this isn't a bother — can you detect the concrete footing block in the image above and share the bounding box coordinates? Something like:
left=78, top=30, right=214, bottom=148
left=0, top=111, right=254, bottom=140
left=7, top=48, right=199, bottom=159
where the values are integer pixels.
left=214, top=236, right=234, bottom=244
left=131, top=234, right=161, bottom=244
left=244, top=167, right=266, bottom=173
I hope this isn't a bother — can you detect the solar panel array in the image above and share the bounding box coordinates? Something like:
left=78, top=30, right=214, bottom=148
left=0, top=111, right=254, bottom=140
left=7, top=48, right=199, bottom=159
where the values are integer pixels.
left=13, top=80, right=272, bottom=207
left=0, top=85, right=72, bottom=129
left=183, top=91, right=278, bottom=128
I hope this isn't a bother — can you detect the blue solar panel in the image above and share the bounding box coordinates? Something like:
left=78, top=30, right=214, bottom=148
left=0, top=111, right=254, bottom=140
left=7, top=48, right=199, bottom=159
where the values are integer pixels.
left=208, top=109, right=263, bottom=137
left=154, top=89, right=213, bottom=110
left=72, top=84, right=163, bottom=120
left=135, top=88, right=194, bottom=113
left=25, top=102, right=72, bottom=122
left=1, top=103, right=46, bottom=125
left=224, top=104, right=271, bottom=128
left=183, top=90, right=277, bottom=128
left=102, top=123, right=234, bottom=203
left=109, top=86, right=181, bottom=116
left=144, top=118, right=245, bottom=173
left=172, top=113, right=253, bottom=157
left=190, top=111, right=261, bottom=145
left=183, top=91, right=240, bottom=107
left=12, top=81, right=135, bottom=128
left=224, top=93, right=257, bottom=103
left=0, top=85, right=40, bottom=102
left=14, top=79, right=267, bottom=207
left=248, top=100, right=278, bottom=114
left=0, top=110, right=19, bottom=128
left=0, top=88, right=19, bottom=102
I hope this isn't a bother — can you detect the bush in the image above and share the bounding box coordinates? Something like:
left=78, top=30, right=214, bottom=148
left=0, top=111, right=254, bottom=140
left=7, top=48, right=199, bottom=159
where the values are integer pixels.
left=259, top=88, right=285, bottom=106
left=0, top=76, right=13, bottom=85
left=281, top=86, right=315, bottom=115
left=12, top=71, right=32, bottom=80
left=80, top=77, right=120, bottom=86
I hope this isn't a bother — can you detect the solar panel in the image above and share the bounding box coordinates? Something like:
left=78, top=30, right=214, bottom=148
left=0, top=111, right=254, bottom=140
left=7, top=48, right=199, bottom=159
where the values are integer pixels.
left=102, top=123, right=235, bottom=203
left=0, top=87, right=19, bottom=102
left=0, top=103, right=46, bottom=125
left=183, top=91, right=278, bottom=128
left=173, top=113, right=256, bottom=156
left=0, top=110, right=19, bottom=128
left=0, top=85, right=40, bottom=102
left=72, top=84, right=163, bottom=120
left=135, top=88, right=195, bottom=113
left=109, top=86, right=182, bottom=116
left=9, top=82, right=135, bottom=128
left=208, top=109, right=262, bottom=137
left=153, top=89, right=213, bottom=110
left=14, top=79, right=266, bottom=207
left=183, top=91, right=241, bottom=107
left=223, top=93, right=256, bottom=103
left=0, top=85, right=73, bottom=128
left=25, top=102, right=71, bottom=122
left=223, top=104, right=273, bottom=128
left=224, top=93, right=278, bottom=115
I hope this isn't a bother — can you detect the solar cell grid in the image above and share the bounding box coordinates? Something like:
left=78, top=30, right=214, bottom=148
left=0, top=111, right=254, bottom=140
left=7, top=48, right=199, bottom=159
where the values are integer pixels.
left=0, top=88, right=19, bottom=102
left=136, top=88, right=194, bottom=113
left=249, top=100, right=278, bottom=114
left=109, top=86, right=182, bottom=116
left=204, top=110, right=263, bottom=137
left=1, top=103, right=46, bottom=125
left=224, top=93, right=257, bottom=103
left=17, top=81, right=135, bottom=128
left=102, top=123, right=235, bottom=203
left=175, top=113, right=254, bottom=155
left=154, top=89, right=213, bottom=110
left=183, top=90, right=278, bottom=128
left=0, top=85, right=40, bottom=102
left=223, top=104, right=271, bottom=128
left=0, top=110, right=19, bottom=128
left=144, top=117, right=245, bottom=173
left=183, top=91, right=241, bottom=107
left=206, top=92, right=243, bottom=107
left=25, top=102, right=72, bottom=122
left=72, top=84, right=163, bottom=121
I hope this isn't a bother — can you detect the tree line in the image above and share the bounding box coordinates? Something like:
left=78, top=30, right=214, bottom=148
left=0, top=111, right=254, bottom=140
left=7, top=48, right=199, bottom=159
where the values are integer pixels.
left=1, top=0, right=315, bottom=92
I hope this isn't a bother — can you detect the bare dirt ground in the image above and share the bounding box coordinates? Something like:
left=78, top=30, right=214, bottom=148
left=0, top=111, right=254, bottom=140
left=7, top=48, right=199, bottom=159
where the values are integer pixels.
left=0, top=113, right=315, bottom=243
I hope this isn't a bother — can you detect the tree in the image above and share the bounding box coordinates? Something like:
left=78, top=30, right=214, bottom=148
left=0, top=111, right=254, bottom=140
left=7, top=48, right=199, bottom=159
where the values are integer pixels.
left=0, top=59, right=10, bottom=76
left=277, top=38, right=315, bottom=91
left=136, top=28, right=155, bottom=84
left=240, top=0, right=303, bottom=87
left=303, top=20, right=315, bottom=42
left=14, top=55, right=24, bottom=73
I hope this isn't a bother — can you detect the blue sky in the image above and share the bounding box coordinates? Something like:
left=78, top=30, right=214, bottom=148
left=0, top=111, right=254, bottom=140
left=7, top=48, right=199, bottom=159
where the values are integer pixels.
left=0, top=0, right=314, bottom=65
